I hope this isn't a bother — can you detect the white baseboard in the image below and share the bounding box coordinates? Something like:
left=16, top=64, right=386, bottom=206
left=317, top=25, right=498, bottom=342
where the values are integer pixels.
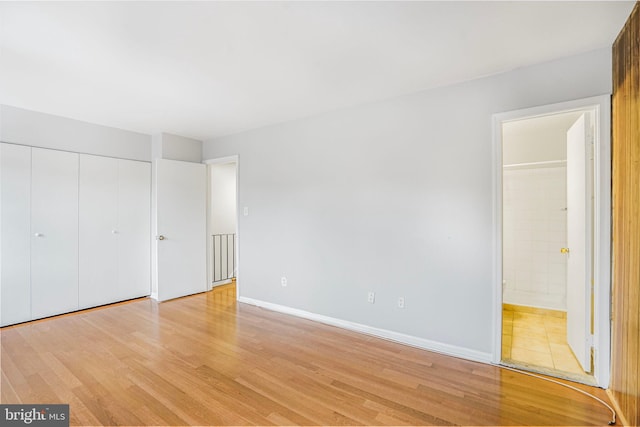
left=238, top=296, right=493, bottom=364
left=150, top=292, right=158, bottom=300
left=503, top=288, right=566, bottom=311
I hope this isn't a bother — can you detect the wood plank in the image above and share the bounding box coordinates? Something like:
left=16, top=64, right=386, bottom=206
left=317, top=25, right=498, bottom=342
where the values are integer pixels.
left=1, top=289, right=615, bottom=426
left=611, top=3, right=640, bottom=426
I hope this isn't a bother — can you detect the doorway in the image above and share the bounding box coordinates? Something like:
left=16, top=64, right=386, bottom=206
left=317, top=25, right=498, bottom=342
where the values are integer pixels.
left=492, top=96, right=611, bottom=388
left=206, top=156, right=239, bottom=292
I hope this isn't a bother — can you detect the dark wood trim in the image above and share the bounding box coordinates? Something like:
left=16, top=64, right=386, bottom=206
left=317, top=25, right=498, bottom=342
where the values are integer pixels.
left=611, top=2, right=640, bottom=425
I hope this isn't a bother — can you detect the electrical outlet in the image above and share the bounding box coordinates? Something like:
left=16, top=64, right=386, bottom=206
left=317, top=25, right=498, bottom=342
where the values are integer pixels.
left=397, top=297, right=405, bottom=309
left=281, top=277, right=287, bottom=287
left=367, top=292, right=375, bottom=304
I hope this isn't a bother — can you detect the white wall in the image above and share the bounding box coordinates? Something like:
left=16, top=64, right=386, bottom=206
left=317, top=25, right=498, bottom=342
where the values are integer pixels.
left=0, top=105, right=151, bottom=161
left=502, top=165, right=567, bottom=310
left=202, top=49, right=611, bottom=359
left=210, top=163, right=237, bottom=235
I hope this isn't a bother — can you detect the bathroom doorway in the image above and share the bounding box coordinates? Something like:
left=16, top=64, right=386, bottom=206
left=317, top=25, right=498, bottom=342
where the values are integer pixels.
left=493, top=96, right=612, bottom=387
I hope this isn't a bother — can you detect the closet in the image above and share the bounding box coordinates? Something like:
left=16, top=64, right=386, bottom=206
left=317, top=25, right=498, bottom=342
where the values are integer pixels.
left=0, top=143, right=151, bottom=326
left=79, top=154, right=150, bottom=308
left=31, top=148, right=80, bottom=319
left=1, top=143, right=32, bottom=325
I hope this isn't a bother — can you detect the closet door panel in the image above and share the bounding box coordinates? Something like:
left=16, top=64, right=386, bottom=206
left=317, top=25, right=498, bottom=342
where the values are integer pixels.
left=79, top=154, right=119, bottom=308
left=118, top=159, right=151, bottom=300
left=0, top=143, right=32, bottom=326
left=31, top=148, right=79, bottom=319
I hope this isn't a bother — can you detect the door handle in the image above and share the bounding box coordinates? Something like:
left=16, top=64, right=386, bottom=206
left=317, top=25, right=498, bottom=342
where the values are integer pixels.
left=157, top=235, right=165, bottom=241
left=560, top=248, right=570, bottom=254
left=34, top=232, right=43, bottom=237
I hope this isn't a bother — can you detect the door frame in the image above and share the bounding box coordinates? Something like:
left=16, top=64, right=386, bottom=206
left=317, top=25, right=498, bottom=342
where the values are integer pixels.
left=204, top=155, right=240, bottom=296
left=491, top=95, right=611, bottom=388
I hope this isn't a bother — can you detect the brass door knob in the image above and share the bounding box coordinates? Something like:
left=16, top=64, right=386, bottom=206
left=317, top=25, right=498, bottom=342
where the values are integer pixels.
left=560, top=248, right=570, bottom=254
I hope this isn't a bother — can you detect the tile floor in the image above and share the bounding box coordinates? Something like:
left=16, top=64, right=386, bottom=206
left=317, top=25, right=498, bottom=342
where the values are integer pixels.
left=502, top=304, right=587, bottom=376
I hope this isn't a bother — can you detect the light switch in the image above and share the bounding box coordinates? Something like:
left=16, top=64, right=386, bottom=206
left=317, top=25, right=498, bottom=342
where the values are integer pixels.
left=243, top=207, right=249, bottom=216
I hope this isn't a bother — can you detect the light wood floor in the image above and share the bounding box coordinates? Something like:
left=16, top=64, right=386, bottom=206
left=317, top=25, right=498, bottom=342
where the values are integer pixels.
left=501, top=304, right=588, bottom=378
left=1, top=284, right=613, bottom=426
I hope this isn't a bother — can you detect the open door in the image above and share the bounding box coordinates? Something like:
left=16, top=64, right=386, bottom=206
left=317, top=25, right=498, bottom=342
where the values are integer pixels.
left=155, top=158, right=207, bottom=301
left=565, top=113, right=592, bottom=373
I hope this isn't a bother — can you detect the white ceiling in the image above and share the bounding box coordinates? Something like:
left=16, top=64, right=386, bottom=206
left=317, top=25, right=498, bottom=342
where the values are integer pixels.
left=0, top=1, right=634, bottom=141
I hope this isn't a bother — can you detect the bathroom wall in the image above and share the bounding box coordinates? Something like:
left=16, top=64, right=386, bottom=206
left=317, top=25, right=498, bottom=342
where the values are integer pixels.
left=502, top=164, right=568, bottom=310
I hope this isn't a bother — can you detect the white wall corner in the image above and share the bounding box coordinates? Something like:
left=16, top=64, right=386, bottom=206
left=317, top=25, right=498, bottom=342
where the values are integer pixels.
left=151, top=132, right=203, bottom=163
left=237, top=296, right=493, bottom=365
left=159, top=132, right=203, bottom=163
left=151, top=133, right=163, bottom=159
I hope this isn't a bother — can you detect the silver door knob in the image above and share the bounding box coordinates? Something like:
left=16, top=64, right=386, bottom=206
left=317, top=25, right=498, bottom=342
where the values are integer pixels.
left=157, top=235, right=165, bottom=241
left=111, top=229, right=118, bottom=234
left=34, top=232, right=43, bottom=237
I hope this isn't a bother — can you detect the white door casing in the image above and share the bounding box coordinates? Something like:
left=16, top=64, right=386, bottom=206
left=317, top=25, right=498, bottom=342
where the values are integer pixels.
left=493, top=95, right=611, bottom=388
left=155, top=159, right=207, bottom=302
left=566, top=113, right=592, bottom=373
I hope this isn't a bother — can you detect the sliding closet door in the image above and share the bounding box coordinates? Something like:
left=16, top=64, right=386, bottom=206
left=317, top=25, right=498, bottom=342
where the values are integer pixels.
left=0, top=143, right=31, bottom=326
left=31, top=148, right=79, bottom=319
left=79, top=154, right=119, bottom=308
left=117, top=159, right=151, bottom=300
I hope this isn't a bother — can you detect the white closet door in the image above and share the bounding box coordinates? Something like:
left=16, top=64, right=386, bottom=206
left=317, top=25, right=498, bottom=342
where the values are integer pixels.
left=31, top=148, right=79, bottom=319
left=117, top=159, right=151, bottom=300
left=79, top=154, right=119, bottom=309
left=1, top=143, right=32, bottom=326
